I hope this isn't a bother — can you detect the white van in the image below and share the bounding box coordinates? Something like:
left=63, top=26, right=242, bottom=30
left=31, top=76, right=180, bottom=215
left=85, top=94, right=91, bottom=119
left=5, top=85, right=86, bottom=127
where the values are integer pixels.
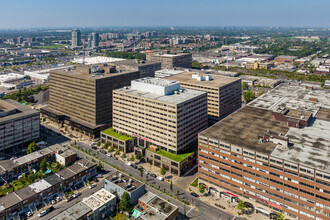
left=156, top=176, right=164, bottom=181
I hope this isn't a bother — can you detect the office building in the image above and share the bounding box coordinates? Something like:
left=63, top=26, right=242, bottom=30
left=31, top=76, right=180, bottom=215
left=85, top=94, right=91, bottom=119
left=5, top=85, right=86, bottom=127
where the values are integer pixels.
left=104, top=171, right=145, bottom=205
left=146, top=51, right=192, bottom=69
left=88, top=32, right=99, bottom=48
left=104, top=78, right=207, bottom=176
left=0, top=99, right=40, bottom=153
left=40, top=64, right=140, bottom=138
left=71, top=29, right=81, bottom=48
left=165, top=72, right=241, bottom=124
left=275, top=55, right=298, bottom=63
left=113, top=59, right=161, bottom=78
left=197, top=84, right=330, bottom=220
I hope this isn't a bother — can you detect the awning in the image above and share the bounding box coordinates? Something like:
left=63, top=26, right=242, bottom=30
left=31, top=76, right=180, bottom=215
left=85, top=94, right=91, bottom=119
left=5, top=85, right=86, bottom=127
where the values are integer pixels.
left=256, top=207, right=269, bottom=215
left=225, top=191, right=238, bottom=198
left=267, top=202, right=283, bottom=210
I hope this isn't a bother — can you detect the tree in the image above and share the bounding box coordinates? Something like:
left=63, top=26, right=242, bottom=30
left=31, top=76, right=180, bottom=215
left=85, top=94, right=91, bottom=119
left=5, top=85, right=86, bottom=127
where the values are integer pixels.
left=243, top=91, right=256, bottom=103
left=242, top=82, right=249, bottom=91
left=130, top=155, right=135, bottom=162
left=140, top=168, right=144, bottom=178
left=103, top=142, right=109, bottom=149
left=199, top=184, right=205, bottom=194
left=122, top=152, right=126, bottom=158
left=160, top=167, right=166, bottom=176
left=293, top=61, right=301, bottom=68
left=276, top=213, right=285, bottom=220
left=115, top=149, right=120, bottom=155
left=97, top=160, right=103, bottom=172
left=170, top=180, right=173, bottom=191
left=40, top=158, right=47, bottom=173
left=177, top=190, right=180, bottom=199
left=237, top=200, right=246, bottom=214
left=146, top=173, right=149, bottom=181
left=26, top=142, right=37, bottom=154
left=109, top=146, right=115, bottom=152
left=136, top=153, right=142, bottom=160
left=119, top=191, right=132, bottom=212
left=96, top=141, right=101, bottom=147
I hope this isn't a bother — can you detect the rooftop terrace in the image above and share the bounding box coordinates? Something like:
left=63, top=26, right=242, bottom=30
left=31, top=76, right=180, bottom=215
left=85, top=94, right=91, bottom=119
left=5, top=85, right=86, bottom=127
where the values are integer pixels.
left=102, top=128, right=133, bottom=141
left=105, top=171, right=143, bottom=193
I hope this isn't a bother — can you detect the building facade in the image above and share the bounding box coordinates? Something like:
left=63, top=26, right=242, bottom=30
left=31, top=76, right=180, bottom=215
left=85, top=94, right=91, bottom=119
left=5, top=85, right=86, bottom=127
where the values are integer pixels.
left=113, top=59, right=161, bottom=78
left=71, top=29, right=81, bottom=48
left=0, top=99, right=40, bottom=153
left=40, top=64, right=140, bottom=138
left=165, top=72, right=241, bottom=124
left=146, top=51, right=192, bottom=69
left=88, top=32, right=99, bottom=48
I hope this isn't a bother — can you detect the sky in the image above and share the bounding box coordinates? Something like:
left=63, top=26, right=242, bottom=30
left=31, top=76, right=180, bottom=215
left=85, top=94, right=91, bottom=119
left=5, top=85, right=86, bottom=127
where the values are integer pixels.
left=1, top=0, right=329, bottom=29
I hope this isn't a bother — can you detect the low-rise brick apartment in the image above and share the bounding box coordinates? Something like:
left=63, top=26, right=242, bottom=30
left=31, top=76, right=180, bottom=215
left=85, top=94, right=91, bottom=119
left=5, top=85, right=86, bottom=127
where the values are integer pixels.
left=198, top=84, right=330, bottom=220
left=165, top=71, right=241, bottom=124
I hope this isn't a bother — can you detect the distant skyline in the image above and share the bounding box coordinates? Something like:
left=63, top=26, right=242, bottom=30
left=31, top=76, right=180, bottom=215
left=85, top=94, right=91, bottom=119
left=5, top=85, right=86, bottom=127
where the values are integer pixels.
left=1, top=0, right=329, bottom=29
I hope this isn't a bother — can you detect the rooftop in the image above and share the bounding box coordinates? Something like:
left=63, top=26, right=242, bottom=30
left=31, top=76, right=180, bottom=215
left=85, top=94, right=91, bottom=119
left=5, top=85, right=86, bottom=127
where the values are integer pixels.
left=116, top=80, right=206, bottom=105
left=102, top=128, right=133, bottom=141
left=164, top=71, right=240, bottom=88
left=44, top=173, right=63, bottom=186
left=0, top=193, right=21, bottom=209
left=105, top=171, right=143, bottom=193
left=15, top=186, right=37, bottom=201
left=140, top=195, right=178, bottom=220
left=139, top=191, right=156, bottom=204
left=199, top=106, right=289, bottom=155
left=147, top=147, right=195, bottom=162
left=72, top=56, right=125, bottom=65
left=248, top=84, right=330, bottom=115
left=113, top=59, right=160, bottom=67
left=0, top=99, right=39, bottom=122
left=29, top=179, right=52, bottom=193
left=50, top=202, right=91, bottom=220
left=81, top=189, right=115, bottom=211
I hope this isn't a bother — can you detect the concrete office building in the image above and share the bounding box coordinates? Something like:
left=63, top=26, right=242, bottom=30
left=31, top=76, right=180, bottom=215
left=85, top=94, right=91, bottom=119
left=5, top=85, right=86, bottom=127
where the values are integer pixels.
left=106, top=78, right=207, bottom=176
left=146, top=51, right=192, bottom=69
left=88, top=32, right=99, bottom=48
left=113, top=59, right=161, bottom=78
left=71, top=29, right=81, bottom=48
left=0, top=99, right=40, bottom=153
left=40, top=64, right=139, bottom=138
left=165, top=71, right=242, bottom=124
left=197, top=84, right=330, bottom=220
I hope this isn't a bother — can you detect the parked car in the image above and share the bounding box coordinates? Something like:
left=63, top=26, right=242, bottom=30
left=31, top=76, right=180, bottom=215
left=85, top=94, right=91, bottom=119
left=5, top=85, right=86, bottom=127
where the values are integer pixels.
left=131, top=164, right=137, bottom=169
left=113, top=156, right=118, bottom=160
left=89, top=183, right=97, bottom=189
left=89, top=142, right=96, bottom=147
left=73, top=192, right=82, bottom=198
left=26, top=211, right=33, bottom=217
left=150, top=173, right=157, bottom=178
left=56, top=197, right=62, bottom=202
left=51, top=200, right=56, bottom=205
left=106, top=153, right=111, bottom=157
left=126, top=162, right=132, bottom=166
left=101, top=150, right=106, bottom=154
left=66, top=195, right=73, bottom=202
left=156, top=176, right=164, bottom=181
left=47, top=206, right=55, bottom=213
left=92, top=146, right=97, bottom=150
left=38, top=210, right=48, bottom=217
left=191, top=192, right=198, bottom=197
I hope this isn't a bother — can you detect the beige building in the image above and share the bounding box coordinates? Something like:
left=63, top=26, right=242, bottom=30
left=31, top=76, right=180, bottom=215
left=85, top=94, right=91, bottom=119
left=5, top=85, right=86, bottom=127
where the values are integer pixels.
left=146, top=51, right=192, bottom=69
left=165, top=72, right=241, bottom=124
left=0, top=99, right=40, bottom=153
left=112, top=77, right=208, bottom=154
left=41, top=64, right=139, bottom=138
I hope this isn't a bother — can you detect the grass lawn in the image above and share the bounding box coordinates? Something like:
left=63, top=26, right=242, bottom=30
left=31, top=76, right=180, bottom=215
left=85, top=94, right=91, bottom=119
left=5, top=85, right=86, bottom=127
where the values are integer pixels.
left=147, top=147, right=195, bottom=162
left=191, top=178, right=198, bottom=187
left=113, top=213, right=127, bottom=220
left=102, top=128, right=133, bottom=141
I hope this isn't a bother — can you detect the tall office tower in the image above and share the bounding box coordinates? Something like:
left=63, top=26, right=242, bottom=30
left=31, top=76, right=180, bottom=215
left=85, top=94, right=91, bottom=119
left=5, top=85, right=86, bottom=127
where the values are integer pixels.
left=165, top=71, right=241, bottom=124
left=71, top=29, right=81, bottom=48
left=88, top=32, right=99, bottom=48
left=40, top=64, right=139, bottom=138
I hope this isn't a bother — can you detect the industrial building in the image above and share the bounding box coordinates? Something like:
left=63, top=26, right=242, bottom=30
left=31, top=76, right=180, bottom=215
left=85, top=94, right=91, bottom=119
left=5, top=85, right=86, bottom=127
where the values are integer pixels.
left=197, top=84, right=330, bottom=220
left=146, top=51, right=192, bottom=69
left=40, top=64, right=140, bottom=138
left=0, top=99, right=40, bottom=153
left=165, top=71, right=241, bottom=124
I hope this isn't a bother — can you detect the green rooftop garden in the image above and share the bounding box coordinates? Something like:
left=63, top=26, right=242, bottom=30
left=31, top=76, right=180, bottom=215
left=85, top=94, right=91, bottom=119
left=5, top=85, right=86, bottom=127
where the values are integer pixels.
left=102, top=128, right=133, bottom=141
left=147, top=147, right=195, bottom=162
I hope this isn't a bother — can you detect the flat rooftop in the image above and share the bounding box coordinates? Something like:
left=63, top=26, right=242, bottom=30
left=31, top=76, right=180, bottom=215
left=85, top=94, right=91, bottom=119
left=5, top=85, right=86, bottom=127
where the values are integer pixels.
left=105, top=171, right=143, bottom=193
left=271, top=119, right=330, bottom=171
left=140, top=195, right=178, bottom=220
left=0, top=99, right=39, bottom=122
left=113, top=59, right=160, bottom=67
left=73, top=56, right=125, bottom=65
left=29, top=179, right=52, bottom=193
left=50, top=202, right=91, bottom=220
left=51, top=68, right=138, bottom=81
left=199, top=106, right=289, bottom=155
left=164, top=71, right=240, bottom=88
left=248, top=84, right=330, bottom=116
